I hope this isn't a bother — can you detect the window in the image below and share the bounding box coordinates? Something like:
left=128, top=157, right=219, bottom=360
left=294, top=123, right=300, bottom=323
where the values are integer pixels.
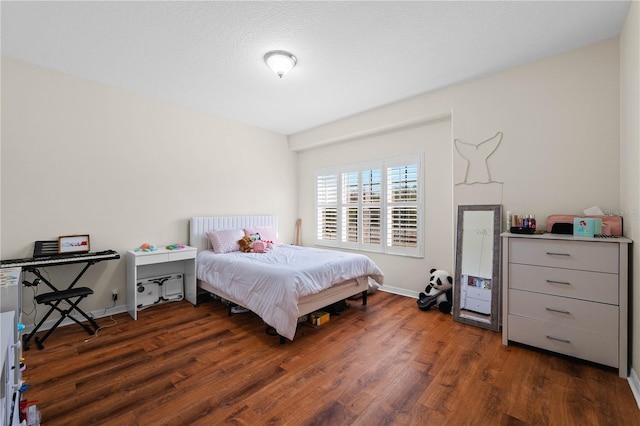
left=315, top=155, right=423, bottom=257
left=316, top=171, right=338, bottom=241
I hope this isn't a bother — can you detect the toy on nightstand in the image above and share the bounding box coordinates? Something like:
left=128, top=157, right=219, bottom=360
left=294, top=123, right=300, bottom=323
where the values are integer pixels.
left=166, top=244, right=185, bottom=250
left=417, top=268, right=453, bottom=314
left=135, top=243, right=157, bottom=252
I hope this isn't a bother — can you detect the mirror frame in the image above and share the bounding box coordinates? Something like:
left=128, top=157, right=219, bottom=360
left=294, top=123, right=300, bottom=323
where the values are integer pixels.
left=453, top=204, right=502, bottom=331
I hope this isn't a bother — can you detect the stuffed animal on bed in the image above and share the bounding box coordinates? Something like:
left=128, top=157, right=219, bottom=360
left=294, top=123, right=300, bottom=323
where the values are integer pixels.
left=238, top=235, right=252, bottom=253
left=251, top=240, right=273, bottom=253
left=238, top=234, right=274, bottom=253
left=417, top=268, right=453, bottom=313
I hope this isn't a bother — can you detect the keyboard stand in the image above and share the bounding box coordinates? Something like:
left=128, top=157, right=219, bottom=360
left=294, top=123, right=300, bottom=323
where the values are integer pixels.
left=33, top=287, right=97, bottom=349
left=21, top=256, right=116, bottom=350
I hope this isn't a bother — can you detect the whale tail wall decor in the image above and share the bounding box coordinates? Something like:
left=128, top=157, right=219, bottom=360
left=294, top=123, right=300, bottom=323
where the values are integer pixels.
left=454, top=132, right=503, bottom=184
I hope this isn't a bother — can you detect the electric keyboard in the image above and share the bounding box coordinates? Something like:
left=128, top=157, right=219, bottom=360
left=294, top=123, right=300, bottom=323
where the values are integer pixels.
left=0, top=250, right=120, bottom=269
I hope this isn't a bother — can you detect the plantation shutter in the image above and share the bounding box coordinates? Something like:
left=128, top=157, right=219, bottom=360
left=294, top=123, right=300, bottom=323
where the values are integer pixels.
left=316, top=171, right=338, bottom=245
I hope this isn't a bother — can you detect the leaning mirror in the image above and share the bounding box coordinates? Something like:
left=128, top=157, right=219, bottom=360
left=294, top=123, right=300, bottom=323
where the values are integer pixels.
left=453, top=204, right=502, bottom=331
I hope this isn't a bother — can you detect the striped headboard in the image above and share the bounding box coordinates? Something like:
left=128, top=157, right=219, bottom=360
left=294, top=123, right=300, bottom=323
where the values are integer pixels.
left=189, top=216, right=278, bottom=252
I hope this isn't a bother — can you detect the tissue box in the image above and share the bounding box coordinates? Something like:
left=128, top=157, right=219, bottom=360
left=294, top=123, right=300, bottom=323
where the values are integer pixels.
left=573, top=217, right=602, bottom=238
left=309, top=311, right=330, bottom=326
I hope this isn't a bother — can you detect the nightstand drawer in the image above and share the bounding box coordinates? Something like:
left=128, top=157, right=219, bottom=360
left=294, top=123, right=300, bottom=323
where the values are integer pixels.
left=507, top=314, right=618, bottom=367
left=509, top=239, right=618, bottom=273
left=168, top=249, right=196, bottom=261
left=135, top=253, right=169, bottom=265
left=508, top=263, right=618, bottom=304
left=508, top=289, right=618, bottom=334
left=130, top=249, right=196, bottom=266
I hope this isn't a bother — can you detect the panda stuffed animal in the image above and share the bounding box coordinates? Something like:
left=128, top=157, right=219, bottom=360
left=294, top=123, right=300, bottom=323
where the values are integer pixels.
left=417, top=268, right=453, bottom=313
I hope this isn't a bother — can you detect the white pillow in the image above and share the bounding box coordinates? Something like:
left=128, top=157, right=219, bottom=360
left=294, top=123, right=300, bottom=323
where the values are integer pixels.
left=206, top=229, right=244, bottom=253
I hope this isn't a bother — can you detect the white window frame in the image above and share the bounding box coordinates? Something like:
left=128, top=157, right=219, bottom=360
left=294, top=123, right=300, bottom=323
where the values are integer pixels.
left=315, top=155, right=423, bottom=258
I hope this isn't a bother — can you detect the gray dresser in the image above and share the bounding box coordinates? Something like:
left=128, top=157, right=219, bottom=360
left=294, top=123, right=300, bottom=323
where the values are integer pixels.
left=501, top=233, right=631, bottom=378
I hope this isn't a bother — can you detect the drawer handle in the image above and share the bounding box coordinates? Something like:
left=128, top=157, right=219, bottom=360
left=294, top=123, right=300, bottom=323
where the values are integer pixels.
left=546, top=279, right=571, bottom=286
left=546, top=252, right=570, bottom=256
left=545, top=307, right=571, bottom=315
left=546, top=335, right=571, bottom=344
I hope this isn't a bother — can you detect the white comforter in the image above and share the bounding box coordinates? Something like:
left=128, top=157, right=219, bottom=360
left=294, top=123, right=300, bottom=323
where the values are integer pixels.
left=197, top=244, right=384, bottom=340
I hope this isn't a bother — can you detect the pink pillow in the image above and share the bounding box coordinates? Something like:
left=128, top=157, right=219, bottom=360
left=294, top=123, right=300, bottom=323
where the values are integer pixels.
left=206, top=229, right=244, bottom=253
left=243, top=226, right=281, bottom=245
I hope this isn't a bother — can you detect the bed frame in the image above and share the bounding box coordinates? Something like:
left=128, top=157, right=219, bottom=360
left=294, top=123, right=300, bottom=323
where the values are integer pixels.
left=189, top=216, right=369, bottom=342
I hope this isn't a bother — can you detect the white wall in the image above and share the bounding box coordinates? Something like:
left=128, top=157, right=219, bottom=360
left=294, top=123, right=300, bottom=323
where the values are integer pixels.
left=292, top=39, right=620, bottom=296
left=1, top=58, right=298, bottom=326
left=620, top=0, right=640, bottom=392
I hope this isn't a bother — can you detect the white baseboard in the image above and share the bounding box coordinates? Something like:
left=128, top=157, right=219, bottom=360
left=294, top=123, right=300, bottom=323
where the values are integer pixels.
left=379, top=285, right=419, bottom=299
left=628, top=368, right=640, bottom=409
left=22, top=304, right=128, bottom=334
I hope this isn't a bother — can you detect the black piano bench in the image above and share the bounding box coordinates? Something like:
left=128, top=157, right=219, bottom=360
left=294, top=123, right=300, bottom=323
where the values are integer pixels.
left=32, top=287, right=99, bottom=350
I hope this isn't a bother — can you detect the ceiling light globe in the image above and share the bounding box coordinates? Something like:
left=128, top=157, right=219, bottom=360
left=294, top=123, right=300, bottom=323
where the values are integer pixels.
left=264, top=50, right=297, bottom=78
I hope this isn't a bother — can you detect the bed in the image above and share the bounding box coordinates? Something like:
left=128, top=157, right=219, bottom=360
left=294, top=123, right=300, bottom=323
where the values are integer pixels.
left=189, top=216, right=384, bottom=342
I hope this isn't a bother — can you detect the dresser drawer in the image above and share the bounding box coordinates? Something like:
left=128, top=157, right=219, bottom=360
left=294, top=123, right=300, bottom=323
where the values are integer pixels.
left=509, top=289, right=618, bottom=334
left=463, top=286, right=491, bottom=302
left=508, top=263, right=618, bottom=304
left=507, top=315, right=618, bottom=367
left=462, top=297, right=491, bottom=315
left=509, top=238, right=618, bottom=273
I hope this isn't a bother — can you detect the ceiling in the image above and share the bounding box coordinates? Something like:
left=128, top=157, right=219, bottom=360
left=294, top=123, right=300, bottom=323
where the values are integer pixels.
left=1, top=1, right=631, bottom=135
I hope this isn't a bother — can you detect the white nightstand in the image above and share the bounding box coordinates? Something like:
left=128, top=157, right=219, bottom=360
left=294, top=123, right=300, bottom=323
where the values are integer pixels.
left=126, top=246, right=197, bottom=320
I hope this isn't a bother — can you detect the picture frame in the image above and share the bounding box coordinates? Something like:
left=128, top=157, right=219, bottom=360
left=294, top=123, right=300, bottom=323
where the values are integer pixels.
left=58, top=234, right=90, bottom=254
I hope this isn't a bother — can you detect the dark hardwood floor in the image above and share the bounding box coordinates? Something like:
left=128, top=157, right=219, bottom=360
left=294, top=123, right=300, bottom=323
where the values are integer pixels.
left=20, top=291, right=640, bottom=425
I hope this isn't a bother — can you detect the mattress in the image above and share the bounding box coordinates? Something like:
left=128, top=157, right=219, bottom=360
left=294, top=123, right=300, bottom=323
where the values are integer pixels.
left=197, top=244, right=383, bottom=340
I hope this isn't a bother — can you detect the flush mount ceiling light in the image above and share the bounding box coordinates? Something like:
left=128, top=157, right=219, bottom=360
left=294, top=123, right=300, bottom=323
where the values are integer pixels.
left=264, top=50, right=297, bottom=78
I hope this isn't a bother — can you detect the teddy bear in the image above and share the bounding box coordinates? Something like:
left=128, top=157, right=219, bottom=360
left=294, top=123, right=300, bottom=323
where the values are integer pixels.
left=417, top=268, right=453, bottom=313
left=238, top=235, right=252, bottom=253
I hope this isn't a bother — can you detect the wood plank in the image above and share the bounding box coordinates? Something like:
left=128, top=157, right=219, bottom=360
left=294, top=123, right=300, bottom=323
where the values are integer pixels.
left=19, top=292, right=640, bottom=425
